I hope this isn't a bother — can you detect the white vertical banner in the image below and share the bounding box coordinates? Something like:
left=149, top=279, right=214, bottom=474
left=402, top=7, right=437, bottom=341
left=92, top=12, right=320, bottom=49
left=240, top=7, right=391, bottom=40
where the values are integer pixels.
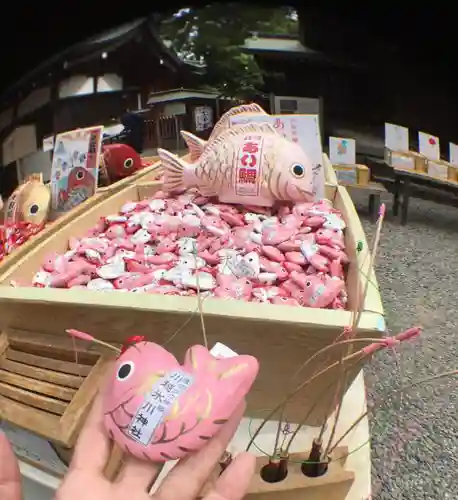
left=329, top=137, right=356, bottom=164
left=385, top=123, right=409, bottom=152
left=230, top=114, right=324, bottom=200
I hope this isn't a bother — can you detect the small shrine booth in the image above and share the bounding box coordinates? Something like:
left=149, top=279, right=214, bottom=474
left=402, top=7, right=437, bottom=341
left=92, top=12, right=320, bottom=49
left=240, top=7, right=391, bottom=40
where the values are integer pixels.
left=143, top=89, right=242, bottom=152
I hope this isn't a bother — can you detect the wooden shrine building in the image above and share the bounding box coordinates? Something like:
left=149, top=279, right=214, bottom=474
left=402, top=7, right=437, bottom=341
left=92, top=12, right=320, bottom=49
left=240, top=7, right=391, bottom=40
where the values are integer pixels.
left=0, top=17, right=204, bottom=197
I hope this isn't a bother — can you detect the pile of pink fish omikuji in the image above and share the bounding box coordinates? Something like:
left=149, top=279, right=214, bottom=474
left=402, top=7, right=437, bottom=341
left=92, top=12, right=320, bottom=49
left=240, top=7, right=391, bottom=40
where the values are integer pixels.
left=23, top=189, right=350, bottom=309
left=0, top=222, right=44, bottom=262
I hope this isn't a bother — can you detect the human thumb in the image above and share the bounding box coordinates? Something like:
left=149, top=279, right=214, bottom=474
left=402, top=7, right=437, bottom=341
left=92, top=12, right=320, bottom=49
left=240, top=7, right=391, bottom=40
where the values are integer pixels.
left=0, top=431, right=22, bottom=500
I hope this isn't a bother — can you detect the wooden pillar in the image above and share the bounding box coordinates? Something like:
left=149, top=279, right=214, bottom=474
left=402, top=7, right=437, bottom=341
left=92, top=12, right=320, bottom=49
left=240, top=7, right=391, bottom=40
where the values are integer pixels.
left=50, top=77, right=60, bottom=138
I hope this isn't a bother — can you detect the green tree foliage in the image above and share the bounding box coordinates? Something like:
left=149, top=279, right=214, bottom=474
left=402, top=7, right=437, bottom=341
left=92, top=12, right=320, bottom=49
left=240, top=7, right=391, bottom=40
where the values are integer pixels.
left=158, top=4, right=298, bottom=99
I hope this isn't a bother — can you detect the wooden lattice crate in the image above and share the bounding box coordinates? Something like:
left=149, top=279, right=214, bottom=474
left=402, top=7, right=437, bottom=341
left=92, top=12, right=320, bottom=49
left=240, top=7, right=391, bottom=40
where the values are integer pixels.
left=0, top=330, right=112, bottom=446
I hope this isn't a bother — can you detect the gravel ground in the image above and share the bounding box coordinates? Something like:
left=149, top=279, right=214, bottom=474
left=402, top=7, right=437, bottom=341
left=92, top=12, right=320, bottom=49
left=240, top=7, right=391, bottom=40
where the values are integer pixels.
left=349, top=190, right=458, bottom=499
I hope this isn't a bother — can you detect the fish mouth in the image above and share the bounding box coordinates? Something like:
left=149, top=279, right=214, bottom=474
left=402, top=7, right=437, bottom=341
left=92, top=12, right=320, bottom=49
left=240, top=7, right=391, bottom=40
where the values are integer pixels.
left=296, top=187, right=315, bottom=199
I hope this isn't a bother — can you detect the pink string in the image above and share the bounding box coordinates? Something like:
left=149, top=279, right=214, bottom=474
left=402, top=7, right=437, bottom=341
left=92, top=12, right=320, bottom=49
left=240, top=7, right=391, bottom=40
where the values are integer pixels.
left=362, top=327, right=421, bottom=355
left=66, top=329, right=95, bottom=342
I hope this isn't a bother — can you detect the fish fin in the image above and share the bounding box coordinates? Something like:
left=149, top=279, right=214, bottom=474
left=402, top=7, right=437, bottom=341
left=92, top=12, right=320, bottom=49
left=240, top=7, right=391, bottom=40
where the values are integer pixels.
left=181, top=131, right=207, bottom=162
left=198, top=185, right=218, bottom=197
left=221, top=103, right=268, bottom=119
left=158, top=148, right=190, bottom=192
left=211, top=122, right=278, bottom=149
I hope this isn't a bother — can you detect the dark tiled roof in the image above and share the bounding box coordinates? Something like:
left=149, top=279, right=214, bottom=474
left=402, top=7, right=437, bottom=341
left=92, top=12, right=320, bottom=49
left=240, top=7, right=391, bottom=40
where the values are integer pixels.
left=0, top=17, right=203, bottom=103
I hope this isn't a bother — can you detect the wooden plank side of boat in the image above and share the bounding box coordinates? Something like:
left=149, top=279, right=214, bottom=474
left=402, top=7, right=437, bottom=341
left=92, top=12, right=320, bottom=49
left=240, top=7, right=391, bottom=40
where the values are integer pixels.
left=95, top=156, right=162, bottom=194
left=0, top=181, right=384, bottom=427
left=323, top=152, right=339, bottom=186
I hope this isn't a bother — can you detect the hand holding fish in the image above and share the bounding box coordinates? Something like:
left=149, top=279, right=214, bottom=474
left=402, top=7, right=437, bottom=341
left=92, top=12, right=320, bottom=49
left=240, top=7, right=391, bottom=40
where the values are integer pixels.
left=0, top=394, right=255, bottom=500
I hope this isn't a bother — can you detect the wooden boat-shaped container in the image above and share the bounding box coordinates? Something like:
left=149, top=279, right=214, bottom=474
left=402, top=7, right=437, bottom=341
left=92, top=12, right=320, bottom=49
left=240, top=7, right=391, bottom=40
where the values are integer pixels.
left=0, top=178, right=384, bottom=446
left=0, top=158, right=162, bottom=276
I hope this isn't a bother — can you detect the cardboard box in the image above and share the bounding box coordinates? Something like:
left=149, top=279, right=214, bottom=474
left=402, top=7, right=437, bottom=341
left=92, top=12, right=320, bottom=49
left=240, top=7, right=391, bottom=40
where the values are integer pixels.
left=385, top=149, right=427, bottom=173
left=333, top=165, right=370, bottom=186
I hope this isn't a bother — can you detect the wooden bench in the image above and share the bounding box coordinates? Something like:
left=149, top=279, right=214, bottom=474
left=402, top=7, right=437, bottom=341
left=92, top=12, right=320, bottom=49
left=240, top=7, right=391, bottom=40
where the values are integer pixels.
left=343, top=182, right=387, bottom=221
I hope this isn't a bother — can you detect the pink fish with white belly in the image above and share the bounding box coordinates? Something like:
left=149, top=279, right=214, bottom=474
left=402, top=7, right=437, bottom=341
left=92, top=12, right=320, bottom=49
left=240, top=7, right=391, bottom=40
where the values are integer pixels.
left=158, top=123, right=314, bottom=208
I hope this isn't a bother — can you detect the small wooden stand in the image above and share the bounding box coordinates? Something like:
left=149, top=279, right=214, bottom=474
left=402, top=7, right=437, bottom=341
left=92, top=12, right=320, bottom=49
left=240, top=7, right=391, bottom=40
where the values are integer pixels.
left=199, top=446, right=354, bottom=500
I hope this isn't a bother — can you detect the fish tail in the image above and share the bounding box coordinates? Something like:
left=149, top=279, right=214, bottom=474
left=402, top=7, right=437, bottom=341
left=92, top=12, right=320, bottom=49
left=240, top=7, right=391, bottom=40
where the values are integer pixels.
left=181, top=131, right=207, bottom=162
left=157, top=148, right=190, bottom=192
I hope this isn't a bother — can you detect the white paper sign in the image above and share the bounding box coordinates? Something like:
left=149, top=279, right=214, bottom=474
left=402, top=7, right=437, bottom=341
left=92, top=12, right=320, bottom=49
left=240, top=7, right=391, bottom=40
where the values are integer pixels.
left=385, top=123, right=409, bottom=152
left=210, top=342, right=238, bottom=358
left=418, top=132, right=440, bottom=161
left=449, top=143, right=458, bottom=166
left=42, top=135, right=54, bottom=152
left=127, top=370, right=194, bottom=446
left=329, top=137, right=356, bottom=165
left=229, top=114, right=324, bottom=200
left=194, top=106, right=213, bottom=132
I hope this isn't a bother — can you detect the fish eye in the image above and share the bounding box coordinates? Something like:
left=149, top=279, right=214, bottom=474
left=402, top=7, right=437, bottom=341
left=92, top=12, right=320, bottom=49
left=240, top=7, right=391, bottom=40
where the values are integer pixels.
left=76, top=170, right=85, bottom=180
left=291, top=164, right=305, bottom=178
left=124, top=158, right=134, bottom=169
left=29, top=203, right=39, bottom=215
left=305, top=281, right=312, bottom=287
left=116, top=361, right=135, bottom=381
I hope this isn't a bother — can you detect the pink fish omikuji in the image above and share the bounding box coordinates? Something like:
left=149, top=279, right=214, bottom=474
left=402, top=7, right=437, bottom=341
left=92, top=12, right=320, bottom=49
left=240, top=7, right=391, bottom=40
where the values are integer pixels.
left=158, top=122, right=315, bottom=208
left=103, top=342, right=259, bottom=462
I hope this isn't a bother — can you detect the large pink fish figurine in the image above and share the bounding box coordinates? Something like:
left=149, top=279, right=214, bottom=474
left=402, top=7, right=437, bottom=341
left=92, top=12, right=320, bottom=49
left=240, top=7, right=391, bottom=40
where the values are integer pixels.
left=102, top=340, right=259, bottom=462
left=159, top=123, right=314, bottom=208
left=182, top=103, right=268, bottom=161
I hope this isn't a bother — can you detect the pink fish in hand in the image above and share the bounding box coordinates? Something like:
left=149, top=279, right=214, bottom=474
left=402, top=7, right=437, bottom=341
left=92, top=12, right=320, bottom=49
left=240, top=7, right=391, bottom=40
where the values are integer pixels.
left=103, top=342, right=259, bottom=462
left=159, top=122, right=314, bottom=208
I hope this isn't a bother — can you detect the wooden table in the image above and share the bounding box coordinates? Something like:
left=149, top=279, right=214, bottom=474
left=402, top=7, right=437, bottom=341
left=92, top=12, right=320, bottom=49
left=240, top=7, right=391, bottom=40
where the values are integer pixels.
left=17, top=372, right=370, bottom=500
left=392, top=168, right=458, bottom=225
